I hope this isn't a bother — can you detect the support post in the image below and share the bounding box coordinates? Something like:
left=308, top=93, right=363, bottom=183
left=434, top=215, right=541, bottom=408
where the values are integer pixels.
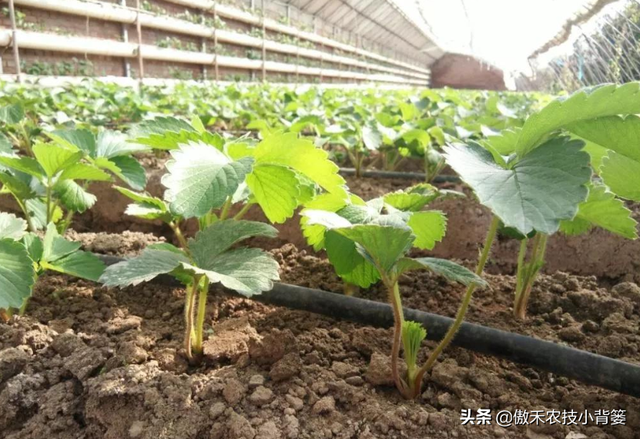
left=200, top=13, right=207, bottom=80
left=120, top=0, right=131, bottom=77
left=135, top=0, right=144, bottom=89
left=319, top=40, right=324, bottom=84
left=213, top=2, right=219, bottom=82
left=8, top=0, right=22, bottom=82
left=295, top=39, right=300, bottom=83
left=261, top=0, right=266, bottom=82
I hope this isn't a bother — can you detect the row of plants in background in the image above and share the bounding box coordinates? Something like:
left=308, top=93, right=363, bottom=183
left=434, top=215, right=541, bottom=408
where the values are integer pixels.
left=445, top=82, right=640, bottom=320
left=0, top=80, right=548, bottom=179
left=1, top=81, right=639, bottom=400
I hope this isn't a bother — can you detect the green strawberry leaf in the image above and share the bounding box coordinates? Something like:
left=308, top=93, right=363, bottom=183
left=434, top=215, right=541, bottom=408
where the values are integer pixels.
left=0, top=212, right=28, bottom=240
left=0, top=173, right=36, bottom=200
left=600, top=152, right=640, bottom=201
left=383, top=184, right=441, bottom=212
left=567, top=116, right=640, bottom=201
left=0, top=132, right=13, bottom=154
left=131, top=117, right=223, bottom=150
left=395, top=257, right=486, bottom=287
left=324, top=230, right=380, bottom=288
left=332, top=224, right=414, bottom=273
left=560, top=184, right=638, bottom=239
left=251, top=133, right=346, bottom=196
left=0, top=238, right=35, bottom=309
left=247, top=164, right=300, bottom=223
left=100, top=246, right=189, bottom=287
left=162, top=142, right=253, bottom=218
left=43, top=250, right=105, bottom=281
left=57, top=163, right=111, bottom=182
left=26, top=199, right=62, bottom=230
left=0, top=156, right=45, bottom=178
left=48, top=129, right=95, bottom=155
left=115, top=187, right=171, bottom=221
left=444, top=138, right=591, bottom=235
left=109, top=156, right=147, bottom=190
left=363, top=125, right=383, bottom=151
left=515, top=83, right=640, bottom=157
left=190, top=220, right=277, bottom=263
left=0, top=104, right=24, bottom=125
left=96, top=130, right=149, bottom=158
left=54, top=180, right=97, bottom=213
left=33, top=143, right=84, bottom=178
left=182, top=247, right=279, bottom=297
left=407, top=211, right=447, bottom=250
left=21, top=233, right=43, bottom=261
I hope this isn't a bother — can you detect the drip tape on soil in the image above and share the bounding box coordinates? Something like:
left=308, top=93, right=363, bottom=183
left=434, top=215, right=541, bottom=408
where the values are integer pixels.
left=338, top=168, right=461, bottom=183
left=98, top=254, right=640, bottom=398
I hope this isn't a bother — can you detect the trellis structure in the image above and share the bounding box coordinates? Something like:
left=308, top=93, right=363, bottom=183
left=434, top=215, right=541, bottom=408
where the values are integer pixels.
left=0, top=0, right=442, bottom=86
left=523, top=0, right=639, bottom=91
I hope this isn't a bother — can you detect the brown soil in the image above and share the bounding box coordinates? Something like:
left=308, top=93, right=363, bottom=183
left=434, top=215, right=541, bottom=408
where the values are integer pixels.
left=2, top=166, right=638, bottom=279
left=1, top=230, right=639, bottom=439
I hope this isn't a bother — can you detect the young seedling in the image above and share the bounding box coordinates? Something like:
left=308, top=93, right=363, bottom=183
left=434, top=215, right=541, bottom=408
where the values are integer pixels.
left=103, top=117, right=346, bottom=361
left=444, top=82, right=640, bottom=320
left=101, top=220, right=279, bottom=362
left=301, top=184, right=483, bottom=398
left=0, top=128, right=148, bottom=233
left=0, top=212, right=105, bottom=320
left=302, top=213, right=484, bottom=398
left=301, top=183, right=459, bottom=293
left=0, top=104, right=34, bottom=155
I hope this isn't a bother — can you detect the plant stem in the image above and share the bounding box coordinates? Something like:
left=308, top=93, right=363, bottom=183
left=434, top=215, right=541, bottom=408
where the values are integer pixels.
left=349, top=150, right=362, bottom=178
left=19, top=121, right=33, bottom=157
left=391, top=157, right=407, bottom=172
left=45, top=183, right=53, bottom=224
left=367, top=154, right=381, bottom=170
left=424, top=151, right=430, bottom=182
left=412, top=215, right=500, bottom=397
left=233, top=203, right=253, bottom=221
left=183, top=281, right=198, bottom=362
left=193, top=277, right=210, bottom=355
left=169, top=221, right=189, bottom=252
left=514, top=234, right=548, bottom=319
left=15, top=197, right=36, bottom=232
left=358, top=153, right=367, bottom=176
left=514, top=238, right=528, bottom=301
left=219, top=197, right=233, bottom=221
left=18, top=298, right=29, bottom=316
left=343, top=282, right=358, bottom=296
left=59, top=210, right=75, bottom=234
left=0, top=309, right=10, bottom=323
left=385, top=278, right=412, bottom=398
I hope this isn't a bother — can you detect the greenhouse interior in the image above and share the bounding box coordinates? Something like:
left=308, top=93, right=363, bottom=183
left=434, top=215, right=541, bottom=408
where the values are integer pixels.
left=1, top=0, right=640, bottom=438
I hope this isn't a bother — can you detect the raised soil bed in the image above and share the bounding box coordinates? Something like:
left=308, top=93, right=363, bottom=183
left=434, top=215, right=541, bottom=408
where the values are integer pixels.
left=1, top=170, right=639, bottom=439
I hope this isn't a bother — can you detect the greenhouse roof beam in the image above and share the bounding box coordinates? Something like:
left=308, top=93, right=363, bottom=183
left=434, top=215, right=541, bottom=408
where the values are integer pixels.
left=281, top=0, right=437, bottom=64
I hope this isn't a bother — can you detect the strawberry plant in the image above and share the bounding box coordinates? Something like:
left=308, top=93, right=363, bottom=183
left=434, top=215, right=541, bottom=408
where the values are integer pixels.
left=0, top=104, right=34, bottom=155
left=101, top=117, right=345, bottom=361
left=445, top=82, right=640, bottom=320
left=0, top=127, right=148, bottom=233
left=301, top=184, right=484, bottom=398
left=0, top=212, right=104, bottom=320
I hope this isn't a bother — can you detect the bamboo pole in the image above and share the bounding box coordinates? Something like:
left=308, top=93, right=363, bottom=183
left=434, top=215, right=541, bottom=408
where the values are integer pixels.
left=8, top=0, right=22, bottom=82
left=135, top=0, right=144, bottom=88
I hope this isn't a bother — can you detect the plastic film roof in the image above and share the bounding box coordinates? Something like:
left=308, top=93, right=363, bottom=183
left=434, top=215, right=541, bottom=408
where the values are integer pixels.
left=276, top=0, right=445, bottom=65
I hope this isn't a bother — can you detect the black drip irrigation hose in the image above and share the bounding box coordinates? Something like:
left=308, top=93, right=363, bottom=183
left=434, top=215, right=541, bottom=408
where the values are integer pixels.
left=98, top=255, right=640, bottom=398
left=338, top=167, right=462, bottom=183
